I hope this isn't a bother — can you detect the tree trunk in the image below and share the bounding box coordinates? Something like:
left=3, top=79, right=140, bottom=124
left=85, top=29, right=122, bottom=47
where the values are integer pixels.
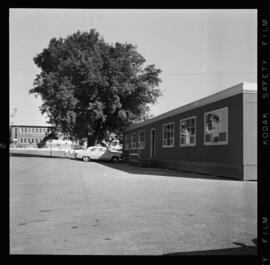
left=87, top=135, right=97, bottom=147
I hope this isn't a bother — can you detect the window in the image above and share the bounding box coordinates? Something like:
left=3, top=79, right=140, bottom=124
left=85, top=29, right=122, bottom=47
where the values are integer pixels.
left=130, top=133, right=137, bottom=149
left=24, top=138, right=27, bottom=143
left=20, top=138, right=23, bottom=143
left=180, top=116, right=196, bottom=146
left=162, top=122, right=174, bottom=147
left=28, top=138, right=30, bottom=143
left=204, top=107, right=228, bottom=145
left=124, top=135, right=130, bottom=150
left=91, top=147, right=98, bottom=152
left=138, top=130, right=145, bottom=149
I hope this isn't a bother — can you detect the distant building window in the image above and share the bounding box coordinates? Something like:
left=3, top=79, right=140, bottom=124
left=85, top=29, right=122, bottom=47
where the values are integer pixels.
left=138, top=130, right=145, bottom=149
left=162, top=122, right=174, bottom=148
left=180, top=116, right=196, bottom=147
left=20, top=138, right=23, bottom=143
left=204, top=107, right=228, bottom=145
left=124, top=135, right=130, bottom=150
left=130, top=133, right=137, bottom=149
left=14, top=128, right=18, bottom=139
left=28, top=138, right=30, bottom=143
left=24, top=138, right=27, bottom=143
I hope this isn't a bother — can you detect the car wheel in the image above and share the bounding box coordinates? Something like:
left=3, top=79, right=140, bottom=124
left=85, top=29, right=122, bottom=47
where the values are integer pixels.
left=82, top=156, right=90, bottom=162
left=111, top=156, right=119, bottom=163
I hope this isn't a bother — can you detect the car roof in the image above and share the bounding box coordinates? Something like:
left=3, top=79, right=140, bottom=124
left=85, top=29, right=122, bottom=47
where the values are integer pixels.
left=88, top=146, right=106, bottom=149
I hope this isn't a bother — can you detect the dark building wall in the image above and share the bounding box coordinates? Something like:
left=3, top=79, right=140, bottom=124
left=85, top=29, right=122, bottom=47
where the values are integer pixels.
left=124, top=93, right=244, bottom=180
left=243, top=92, right=257, bottom=180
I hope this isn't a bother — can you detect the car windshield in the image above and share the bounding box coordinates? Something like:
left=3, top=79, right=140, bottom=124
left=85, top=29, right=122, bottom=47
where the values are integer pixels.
left=91, top=148, right=98, bottom=151
left=98, top=148, right=106, bottom=152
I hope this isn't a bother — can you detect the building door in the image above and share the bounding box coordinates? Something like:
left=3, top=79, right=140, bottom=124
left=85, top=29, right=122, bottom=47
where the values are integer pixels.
left=150, top=129, right=156, bottom=159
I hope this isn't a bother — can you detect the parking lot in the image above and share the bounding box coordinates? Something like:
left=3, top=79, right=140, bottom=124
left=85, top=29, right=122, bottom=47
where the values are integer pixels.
left=10, top=155, right=257, bottom=255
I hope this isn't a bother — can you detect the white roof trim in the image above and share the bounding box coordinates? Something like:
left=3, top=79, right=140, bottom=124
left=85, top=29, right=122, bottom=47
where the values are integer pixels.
left=126, top=82, right=257, bottom=131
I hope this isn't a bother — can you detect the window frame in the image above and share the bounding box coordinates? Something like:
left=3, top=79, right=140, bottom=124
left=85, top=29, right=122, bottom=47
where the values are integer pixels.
left=138, top=130, right=145, bottom=149
left=204, top=107, right=228, bottom=146
left=162, top=122, right=175, bottom=148
left=180, top=116, right=196, bottom=147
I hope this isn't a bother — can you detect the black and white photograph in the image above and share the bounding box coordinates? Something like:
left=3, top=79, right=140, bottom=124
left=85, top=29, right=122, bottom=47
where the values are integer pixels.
left=9, top=8, right=259, bottom=255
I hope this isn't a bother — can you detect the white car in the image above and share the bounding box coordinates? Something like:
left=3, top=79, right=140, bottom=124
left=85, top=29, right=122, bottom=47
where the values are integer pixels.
left=74, top=146, right=122, bottom=162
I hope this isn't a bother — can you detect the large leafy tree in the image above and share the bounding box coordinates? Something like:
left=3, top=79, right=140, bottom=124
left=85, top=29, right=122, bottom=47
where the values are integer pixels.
left=30, top=29, right=162, bottom=146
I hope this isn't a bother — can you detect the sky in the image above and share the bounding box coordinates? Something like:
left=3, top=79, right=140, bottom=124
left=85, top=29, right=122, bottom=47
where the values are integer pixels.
left=9, top=9, right=257, bottom=126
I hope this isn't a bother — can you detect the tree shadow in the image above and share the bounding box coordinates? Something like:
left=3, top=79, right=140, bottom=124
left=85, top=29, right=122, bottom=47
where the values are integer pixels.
left=96, top=161, right=238, bottom=181
left=163, top=239, right=257, bottom=255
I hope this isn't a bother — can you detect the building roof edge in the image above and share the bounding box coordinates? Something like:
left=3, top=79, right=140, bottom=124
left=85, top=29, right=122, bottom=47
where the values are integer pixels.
left=125, top=82, right=257, bottom=132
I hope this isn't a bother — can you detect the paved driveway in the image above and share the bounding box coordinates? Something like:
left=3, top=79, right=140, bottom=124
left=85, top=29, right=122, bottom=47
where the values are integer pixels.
left=10, top=156, right=257, bottom=255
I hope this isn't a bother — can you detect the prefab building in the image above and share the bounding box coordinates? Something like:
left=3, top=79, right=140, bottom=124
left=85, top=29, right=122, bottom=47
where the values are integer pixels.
left=123, top=82, right=257, bottom=181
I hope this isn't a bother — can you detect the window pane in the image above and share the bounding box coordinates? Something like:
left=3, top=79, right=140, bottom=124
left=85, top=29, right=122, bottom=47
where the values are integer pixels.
left=219, top=132, right=227, bottom=141
left=213, top=135, right=219, bottom=143
left=205, top=134, right=211, bottom=143
left=181, top=121, right=185, bottom=128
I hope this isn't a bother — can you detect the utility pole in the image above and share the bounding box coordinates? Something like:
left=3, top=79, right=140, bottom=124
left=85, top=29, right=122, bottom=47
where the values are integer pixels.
left=10, top=108, right=18, bottom=146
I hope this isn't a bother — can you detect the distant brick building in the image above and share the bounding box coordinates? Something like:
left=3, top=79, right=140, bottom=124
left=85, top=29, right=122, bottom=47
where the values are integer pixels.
left=10, top=125, right=54, bottom=147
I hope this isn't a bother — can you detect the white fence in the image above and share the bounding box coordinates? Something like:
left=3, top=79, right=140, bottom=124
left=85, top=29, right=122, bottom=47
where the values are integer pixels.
left=10, top=147, right=68, bottom=158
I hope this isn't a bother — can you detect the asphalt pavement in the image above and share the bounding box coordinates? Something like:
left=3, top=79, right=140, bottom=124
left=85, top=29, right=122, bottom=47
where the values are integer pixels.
left=10, top=156, right=257, bottom=255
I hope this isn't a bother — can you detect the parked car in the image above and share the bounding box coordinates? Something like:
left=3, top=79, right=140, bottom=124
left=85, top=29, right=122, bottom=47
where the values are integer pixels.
left=73, top=146, right=122, bottom=162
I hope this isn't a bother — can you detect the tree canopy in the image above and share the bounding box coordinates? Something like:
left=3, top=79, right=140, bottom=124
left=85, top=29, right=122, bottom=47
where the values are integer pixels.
left=30, top=29, right=162, bottom=146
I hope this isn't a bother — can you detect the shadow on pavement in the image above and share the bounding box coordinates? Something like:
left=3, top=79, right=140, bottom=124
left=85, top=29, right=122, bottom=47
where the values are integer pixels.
left=96, top=161, right=237, bottom=181
left=164, top=246, right=257, bottom=255
left=164, top=239, right=257, bottom=255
